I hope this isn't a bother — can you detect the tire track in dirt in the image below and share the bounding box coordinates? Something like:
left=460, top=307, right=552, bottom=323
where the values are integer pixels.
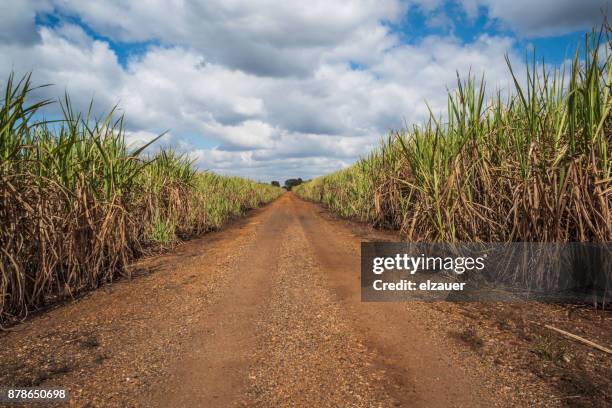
left=240, top=222, right=396, bottom=407
left=145, top=196, right=292, bottom=407
left=291, top=195, right=495, bottom=408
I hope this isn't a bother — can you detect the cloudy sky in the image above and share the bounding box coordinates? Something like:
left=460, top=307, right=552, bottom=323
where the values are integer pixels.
left=1, top=1, right=609, bottom=181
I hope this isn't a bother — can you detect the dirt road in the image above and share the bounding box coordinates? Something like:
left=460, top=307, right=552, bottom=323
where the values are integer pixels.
left=1, top=193, right=608, bottom=407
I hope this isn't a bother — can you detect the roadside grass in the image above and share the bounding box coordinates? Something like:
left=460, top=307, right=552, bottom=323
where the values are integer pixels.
left=0, top=75, right=282, bottom=323
left=532, top=331, right=571, bottom=364
left=295, top=29, right=611, bottom=243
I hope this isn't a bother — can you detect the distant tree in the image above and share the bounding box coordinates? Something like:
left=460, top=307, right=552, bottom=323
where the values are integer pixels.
left=271, top=181, right=280, bottom=187
left=284, top=178, right=303, bottom=191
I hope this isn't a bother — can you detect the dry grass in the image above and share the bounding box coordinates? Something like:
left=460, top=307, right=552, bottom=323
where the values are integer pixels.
left=0, top=75, right=282, bottom=324
left=296, top=29, right=611, bottom=243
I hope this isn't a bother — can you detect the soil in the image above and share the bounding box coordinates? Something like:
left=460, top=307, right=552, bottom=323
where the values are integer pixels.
left=0, top=193, right=610, bottom=407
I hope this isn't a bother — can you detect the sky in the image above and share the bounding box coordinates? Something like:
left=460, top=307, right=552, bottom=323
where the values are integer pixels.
left=0, top=1, right=609, bottom=182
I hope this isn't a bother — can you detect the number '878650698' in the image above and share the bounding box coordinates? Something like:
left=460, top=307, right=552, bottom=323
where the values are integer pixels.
left=1, top=388, right=68, bottom=402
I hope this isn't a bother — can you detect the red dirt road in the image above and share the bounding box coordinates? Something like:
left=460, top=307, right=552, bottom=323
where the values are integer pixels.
left=1, top=193, right=608, bottom=407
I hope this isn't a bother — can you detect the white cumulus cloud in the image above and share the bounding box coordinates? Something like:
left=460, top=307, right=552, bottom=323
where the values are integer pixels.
left=0, top=1, right=569, bottom=181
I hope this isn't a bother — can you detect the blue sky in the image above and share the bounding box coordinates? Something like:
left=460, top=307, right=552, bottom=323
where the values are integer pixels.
left=0, top=0, right=608, bottom=181
left=398, top=4, right=590, bottom=64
